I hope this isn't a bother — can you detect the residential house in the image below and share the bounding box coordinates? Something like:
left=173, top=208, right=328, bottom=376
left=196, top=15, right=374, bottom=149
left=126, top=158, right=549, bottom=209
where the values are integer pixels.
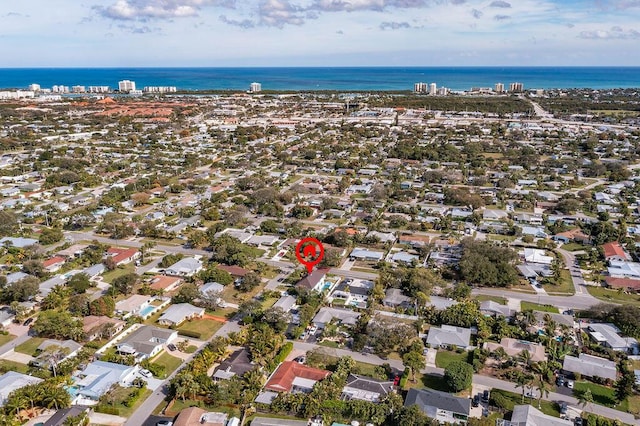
left=0, top=372, right=43, bottom=406
left=483, top=338, right=547, bottom=362
left=217, top=265, right=251, bottom=279
left=165, top=257, right=203, bottom=277
left=562, top=353, right=617, bottom=381
left=390, top=251, right=420, bottom=265
left=425, top=325, right=472, bottom=350
left=106, top=247, right=140, bottom=266
left=312, top=307, right=360, bottom=329
left=32, top=339, right=83, bottom=370
left=0, top=308, right=15, bottom=328
left=83, top=263, right=106, bottom=280
left=82, top=315, right=125, bottom=341
left=212, top=348, right=254, bottom=380
left=251, top=418, right=308, bottom=426
left=56, top=244, right=89, bottom=259
left=72, top=361, right=139, bottom=403
left=587, top=323, right=638, bottom=354
left=383, top=288, right=412, bottom=308
left=404, top=388, right=471, bottom=425
left=608, top=260, right=640, bottom=279
left=174, top=408, right=230, bottom=426
left=115, top=325, right=177, bottom=361
left=523, top=248, right=554, bottom=265
left=480, top=300, right=514, bottom=318
left=42, top=256, right=66, bottom=273
left=264, top=361, right=331, bottom=393
left=272, top=295, right=296, bottom=312
left=43, top=407, right=91, bottom=426
left=533, top=311, right=575, bottom=329
left=483, top=209, right=509, bottom=221
left=341, top=373, right=394, bottom=403
left=158, top=303, right=204, bottom=327
left=604, top=276, right=640, bottom=293
left=330, top=279, right=373, bottom=308
left=508, top=404, right=572, bottom=426
left=296, top=268, right=330, bottom=293
left=553, top=228, right=591, bottom=245
left=349, top=247, right=385, bottom=262
left=367, top=231, right=396, bottom=244
left=115, top=294, right=153, bottom=318
left=0, top=237, right=38, bottom=248
left=602, top=241, right=631, bottom=262
left=149, top=275, right=183, bottom=292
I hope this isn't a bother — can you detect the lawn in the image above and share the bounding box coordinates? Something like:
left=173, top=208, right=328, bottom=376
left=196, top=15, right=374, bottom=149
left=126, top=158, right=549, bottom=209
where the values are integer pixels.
left=15, top=337, right=46, bottom=356
left=163, top=399, right=240, bottom=418
left=0, top=359, right=30, bottom=373
left=0, top=333, right=16, bottom=347
left=107, top=386, right=153, bottom=418
left=560, top=243, right=587, bottom=252
left=435, top=350, right=469, bottom=369
left=102, top=263, right=135, bottom=284
left=417, top=373, right=450, bottom=392
left=545, top=270, right=575, bottom=295
left=150, top=352, right=183, bottom=378
left=587, top=286, right=640, bottom=306
left=491, top=389, right=560, bottom=417
left=573, top=381, right=617, bottom=408
left=178, top=318, right=224, bottom=340
left=474, top=295, right=507, bottom=305
left=206, top=306, right=237, bottom=319
left=520, top=302, right=559, bottom=313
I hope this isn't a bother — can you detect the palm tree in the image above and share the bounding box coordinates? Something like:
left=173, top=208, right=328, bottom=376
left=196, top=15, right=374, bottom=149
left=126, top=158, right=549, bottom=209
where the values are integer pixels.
left=4, top=394, right=28, bottom=417
left=577, top=388, right=594, bottom=411
left=517, top=349, right=532, bottom=368
left=535, top=377, right=551, bottom=409
left=515, top=372, right=530, bottom=403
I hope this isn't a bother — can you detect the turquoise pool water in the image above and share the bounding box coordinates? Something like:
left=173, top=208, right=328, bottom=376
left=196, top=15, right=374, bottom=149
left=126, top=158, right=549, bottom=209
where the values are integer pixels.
left=65, top=385, right=80, bottom=397
left=139, top=305, right=156, bottom=317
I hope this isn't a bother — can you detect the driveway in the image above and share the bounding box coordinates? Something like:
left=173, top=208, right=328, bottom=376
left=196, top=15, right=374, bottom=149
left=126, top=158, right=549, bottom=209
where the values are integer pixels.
left=0, top=349, right=33, bottom=364
left=425, top=348, right=437, bottom=367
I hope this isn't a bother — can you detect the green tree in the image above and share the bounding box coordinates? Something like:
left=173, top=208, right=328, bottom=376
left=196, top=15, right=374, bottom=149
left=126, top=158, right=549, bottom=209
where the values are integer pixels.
left=443, top=361, right=473, bottom=392
left=68, top=273, right=92, bottom=294
left=402, top=349, right=426, bottom=383
left=39, top=227, right=64, bottom=245
left=112, top=273, right=138, bottom=295
left=32, top=310, right=83, bottom=340
left=172, top=283, right=200, bottom=304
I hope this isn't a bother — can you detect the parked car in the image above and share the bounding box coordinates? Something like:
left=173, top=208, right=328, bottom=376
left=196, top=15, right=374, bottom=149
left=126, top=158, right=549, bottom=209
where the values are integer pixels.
left=293, top=356, right=305, bottom=364
left=574, top=417, right=583, bottom=426
left=140, top=369, right=152, bottom=378
left=393, top=375, right=400, bottom=386
left=472, top=395, right=480, bottom=407
left=23, top=318, right=34, bottom=326
left=556, top=376, right=565, bottom=386
left=167, top=343, right=177, bottom=351
left=156, top=421, right=173, bottom=426
left=566, top=380, right=574, bottom=389
left=482, top=390, right=490, bottom=403
left=559, top=402, right=568, bottom=415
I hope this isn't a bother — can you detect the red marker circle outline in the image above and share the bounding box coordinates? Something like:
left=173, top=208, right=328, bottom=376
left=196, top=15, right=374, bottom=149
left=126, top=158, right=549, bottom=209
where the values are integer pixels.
left=295, top=237, right=324, bottom=273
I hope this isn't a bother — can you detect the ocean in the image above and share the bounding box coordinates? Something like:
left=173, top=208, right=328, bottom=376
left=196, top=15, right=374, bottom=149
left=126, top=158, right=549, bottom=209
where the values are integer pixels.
left=0, top=67, right=639, bottom=92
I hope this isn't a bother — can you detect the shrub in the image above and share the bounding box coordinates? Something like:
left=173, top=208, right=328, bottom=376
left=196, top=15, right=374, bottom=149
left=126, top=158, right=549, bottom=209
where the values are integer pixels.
left=178, top=330, right=201, bottom=339
left=444, top=361, right=473, bottom=392
left=95, top=405, right=120, bottom=415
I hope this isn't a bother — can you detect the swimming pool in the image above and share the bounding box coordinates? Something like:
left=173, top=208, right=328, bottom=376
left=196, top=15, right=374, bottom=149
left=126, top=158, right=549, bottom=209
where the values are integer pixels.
left=139, top=305, right=156, bottom=317
left=65, top=385, right=80, bottom=398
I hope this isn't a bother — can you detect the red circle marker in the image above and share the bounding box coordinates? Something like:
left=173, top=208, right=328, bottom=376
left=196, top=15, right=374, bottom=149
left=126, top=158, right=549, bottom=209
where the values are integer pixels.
left=295, top=237, right=324, bottom=274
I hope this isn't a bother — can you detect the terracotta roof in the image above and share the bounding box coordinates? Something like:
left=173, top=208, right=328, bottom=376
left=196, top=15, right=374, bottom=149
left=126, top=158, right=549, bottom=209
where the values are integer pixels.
left=82, top=315, right=125, bottom=334
left=555, top=228, right=591, bottom=242
left=106, top=247, right=139, bottom=264
left=602, top=242, right=628, bottom=259
left=174, top=407, right=227, bottom=426
left=265, top=361, right=330, bottom=392
left=605, top=276, right=640, bottom=291
left=217, top=264, right=250, bottom=277
left=150, top=275, right=182, bottom=291
left=43, top=256, right=65, bottom=268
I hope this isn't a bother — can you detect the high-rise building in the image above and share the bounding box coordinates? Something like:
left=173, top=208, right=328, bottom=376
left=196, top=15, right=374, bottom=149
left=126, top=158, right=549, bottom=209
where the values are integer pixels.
left=28, top=84, right=41, bottom=91
left=89, top=86, right=110, bottom=93
left=249, top=82, right=262, bottom=93
left=143, top=86, right=177, bottom=93
left=495, top=83, right=504, bottom=94
left=118, top=80, right=136, bottom=92
left=72, top=86, right=86, bottom=93
left=509, top=82, right=524, bottom=93
left=414, top=82, right=427, bottom=93
left=429, top=83, right=437, bottom=95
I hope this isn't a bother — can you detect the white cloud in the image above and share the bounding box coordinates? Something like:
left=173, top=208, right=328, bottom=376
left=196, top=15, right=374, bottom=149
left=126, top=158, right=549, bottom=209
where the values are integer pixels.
left=579, top=26, right=640, bottom=39
left=379, top=21, right=411, bottom=30
left=95, top=0, right=235, bottom=21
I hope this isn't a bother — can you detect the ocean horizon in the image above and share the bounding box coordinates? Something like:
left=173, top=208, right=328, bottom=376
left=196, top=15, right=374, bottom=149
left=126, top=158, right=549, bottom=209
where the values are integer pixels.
left=1, top=66, right=639, bottom=92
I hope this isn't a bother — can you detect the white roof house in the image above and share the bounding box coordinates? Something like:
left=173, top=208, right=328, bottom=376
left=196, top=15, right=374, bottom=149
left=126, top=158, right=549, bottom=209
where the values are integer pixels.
left=425, top=325, right=472, bottom=350
left=165, top=257, right=203, bottom=277
left=158, top=303, right=204, bottom=326
left=73, top=361, right=139, bottom=402
left=350, top=248, right=384, bottom=261
left=562, top=353, right=617, bottom=381
left=0, top=371, right=43, bottom=406
left=523, top=248, right=554, bottom=265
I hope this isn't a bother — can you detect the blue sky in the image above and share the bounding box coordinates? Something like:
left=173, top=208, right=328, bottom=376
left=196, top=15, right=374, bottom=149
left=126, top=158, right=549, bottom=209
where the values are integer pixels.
left=1, top=0, right=640, bottom=67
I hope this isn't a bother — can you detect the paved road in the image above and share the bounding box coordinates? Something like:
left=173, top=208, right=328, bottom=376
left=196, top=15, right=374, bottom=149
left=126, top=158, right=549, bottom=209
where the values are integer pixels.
left=472, top=287, right=598, bottom=310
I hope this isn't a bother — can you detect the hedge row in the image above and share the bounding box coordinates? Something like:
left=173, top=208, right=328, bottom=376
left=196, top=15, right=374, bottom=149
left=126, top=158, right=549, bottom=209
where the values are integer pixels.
left=178, top=330, right=202, bottom=339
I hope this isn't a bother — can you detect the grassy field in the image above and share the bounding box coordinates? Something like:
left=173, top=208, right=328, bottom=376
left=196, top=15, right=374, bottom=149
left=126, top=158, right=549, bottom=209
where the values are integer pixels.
left=573, top=381, right=617, bottom=408
left=150, top=352, right=183, bottom=378
left=418, top=373, right=450, bottom=392
left=435, top=350, right=469, bottom=369
left=206, top=306, right=237, bottom=319
left=102, top=263, right=135, bottom=284
left=521, top=302, right=559, bottom=313
left=474, top=295, right=507, bottom=305
left=0, top=334, right=16, bottom=347
left=163, top=399, right=240, bottom=418
left=14, top=337, right=46, bottom=356
left=110, top=387, right=152, bottom=418
left=545, top=270, right=575, bottom=295
left=178, top=318, right=224, bottom=340
left=587, top=286, right=640, bottom=306
left=0, top=359, right=30, bottom=373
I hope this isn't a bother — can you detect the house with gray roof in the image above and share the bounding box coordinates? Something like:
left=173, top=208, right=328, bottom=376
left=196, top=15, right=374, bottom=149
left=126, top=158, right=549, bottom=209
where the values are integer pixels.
left=158, top=303, right=204, bottom=326
left=508, top=404, right=572, bottom=426
left=32, top=339, right=83, bottom=370
left=349, top=247, right=384, bottom=262
left=382, top=288, right=412, bottom=308
left=480, top=300, right=514, bottom=317
left=341, top=374, right=394, bottom=403
left=72, top=361, right=139, bottom=403
left=165, top=257, right=203, bottom=277
left=212, top=348, right=254, bottom=381
left=587, top=323, right=638, bottom=354
left=562, top=353, right=617, bottom=381
left=115, top=325, right=177, bottom=361
left=0, top=371, right=43, bottom=407
left=425, top=324, right=472, bottom=350
left=404, top=388, right=471, bottom=425
left=312, top=307, right=360, bottom=329
left=0, top=237, right=38, bottom=248
left=272, top=295, right=296, bottom=312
